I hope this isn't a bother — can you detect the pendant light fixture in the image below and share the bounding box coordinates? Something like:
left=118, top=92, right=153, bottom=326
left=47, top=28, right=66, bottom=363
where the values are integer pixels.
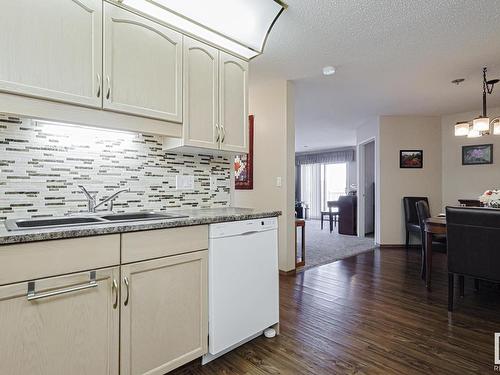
left=454, top=67, right=500, bottom=137
left=494, top=118, right=500, bottom=135
left=467, top=128, right=482, bottom=138
left=454, top=121, right=470, bottom=136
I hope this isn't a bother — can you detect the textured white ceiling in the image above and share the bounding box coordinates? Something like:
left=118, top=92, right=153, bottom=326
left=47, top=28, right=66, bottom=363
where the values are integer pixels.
left=249, top=0, right=500, bottom=151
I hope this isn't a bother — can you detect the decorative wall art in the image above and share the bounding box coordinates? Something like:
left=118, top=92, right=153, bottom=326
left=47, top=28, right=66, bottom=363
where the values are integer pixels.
left=462, top=144, right=493, bottom=165
left=234, top=115, right=254, bottom=189
left=400, top=150, right=423, bottom=168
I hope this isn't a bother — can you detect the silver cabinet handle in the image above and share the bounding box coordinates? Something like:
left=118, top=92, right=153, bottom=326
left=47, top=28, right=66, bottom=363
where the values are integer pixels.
left=215, top=124, right=220, bottom=143
left=97, top=74, right=101, bottom=98
left=221, top=125, right=226, bottom=143
left=123, top=276, right=130, bottom=306
left=112, top=279, right=118, bottom=309
left=27, top=271, right=97, bottom=301
left=106, top=75, right=111, bottom=99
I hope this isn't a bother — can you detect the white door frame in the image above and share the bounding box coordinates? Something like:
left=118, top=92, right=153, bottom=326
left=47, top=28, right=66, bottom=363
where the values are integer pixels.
left=357, top=137, right=376, bottom=240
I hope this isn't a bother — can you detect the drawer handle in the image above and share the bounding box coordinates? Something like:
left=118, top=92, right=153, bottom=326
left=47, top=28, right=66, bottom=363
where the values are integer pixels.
left=123, top=276, right=130, bottom=306
left=27, top=271, right=97, bottom=301
left=215, top=123, right=220, bottom=143
left=112, top=279, right=118, bottom=309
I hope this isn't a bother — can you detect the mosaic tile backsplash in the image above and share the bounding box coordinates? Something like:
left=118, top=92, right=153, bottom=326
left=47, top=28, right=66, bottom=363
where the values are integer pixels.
left=0, top=116, right=231, bottom=220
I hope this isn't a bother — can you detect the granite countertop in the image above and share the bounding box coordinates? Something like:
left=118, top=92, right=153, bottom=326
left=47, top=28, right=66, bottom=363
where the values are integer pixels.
left=0, top=207, right=282, bottom=245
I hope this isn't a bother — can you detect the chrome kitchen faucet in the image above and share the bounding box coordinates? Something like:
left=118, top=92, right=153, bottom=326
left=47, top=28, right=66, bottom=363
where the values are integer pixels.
left=78, top=185, right=130, bottom=213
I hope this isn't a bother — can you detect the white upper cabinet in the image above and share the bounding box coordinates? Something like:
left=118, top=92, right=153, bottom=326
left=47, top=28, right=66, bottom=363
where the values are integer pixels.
left=219, top=52, right=248, bottom=153
left=0, top=0, right=103, bottom=108
left=103, top=2, right=183, bottom=122
left=183, top=36, right=219, bottom=149
left=0, top=1, right=248, bottom=139
left=164, top=42, right=249, bottom=154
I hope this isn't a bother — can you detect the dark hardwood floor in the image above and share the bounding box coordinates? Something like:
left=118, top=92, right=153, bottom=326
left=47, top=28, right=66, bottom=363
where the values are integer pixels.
left=171, top=247, right=500, bottom=374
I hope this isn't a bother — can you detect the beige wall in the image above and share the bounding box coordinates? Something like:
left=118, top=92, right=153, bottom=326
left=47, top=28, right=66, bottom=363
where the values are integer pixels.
left=441, top=106, right=500, bottom=208
left=233, top=79, right=296, bottom=272
left=379, top=116, right=442, bottom=245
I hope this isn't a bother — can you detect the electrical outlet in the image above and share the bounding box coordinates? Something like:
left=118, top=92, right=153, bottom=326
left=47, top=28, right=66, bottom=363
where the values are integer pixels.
left=176, top=175, right=194, bottom=190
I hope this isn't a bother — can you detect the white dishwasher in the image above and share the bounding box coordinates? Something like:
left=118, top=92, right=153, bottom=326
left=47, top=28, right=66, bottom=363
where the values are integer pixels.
left=203, top=217, right=279, bottom=364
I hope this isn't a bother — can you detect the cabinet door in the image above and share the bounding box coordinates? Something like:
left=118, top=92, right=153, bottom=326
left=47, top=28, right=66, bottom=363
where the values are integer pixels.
left=104, top=3, right=182, bottom=122
left=121, top=251, right=208, bottom=375
left=0, top=0, right=102, bottom=108
left=183, top=37, right=219, bottom=149
left=219, top=52, right=249, bottom=153
left=0, top=267, right=119, bottom=375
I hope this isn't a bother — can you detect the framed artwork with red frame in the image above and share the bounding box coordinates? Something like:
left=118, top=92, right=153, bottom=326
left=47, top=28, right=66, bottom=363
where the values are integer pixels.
left=234, top=115, right=254, bottom=190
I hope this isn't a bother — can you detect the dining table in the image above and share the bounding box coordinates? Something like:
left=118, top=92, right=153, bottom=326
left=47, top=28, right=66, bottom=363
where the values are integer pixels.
left=424, top=216, right=446, bottom=290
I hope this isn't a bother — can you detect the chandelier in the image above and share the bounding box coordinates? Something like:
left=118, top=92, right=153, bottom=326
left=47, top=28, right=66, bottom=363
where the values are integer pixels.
left=455, top=67, right=500, bottom=137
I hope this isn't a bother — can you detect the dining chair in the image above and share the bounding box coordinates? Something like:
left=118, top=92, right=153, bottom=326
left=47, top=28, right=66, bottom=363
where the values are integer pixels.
left=320, top=201, right=339, bottom=233
left=403, top=197, right=428, bottom=249
left=446, top=207, right=500, bottom=311
left=458, top=199, right=483, bottom=207
left=416, top=200, right=446, bottom=279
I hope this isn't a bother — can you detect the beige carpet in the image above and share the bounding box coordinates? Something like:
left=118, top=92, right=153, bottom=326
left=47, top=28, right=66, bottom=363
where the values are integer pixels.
left=300, top=219, right=376, bottom=269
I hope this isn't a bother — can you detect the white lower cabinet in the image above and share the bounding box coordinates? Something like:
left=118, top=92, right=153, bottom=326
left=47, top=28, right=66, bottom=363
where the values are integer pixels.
left=0, top=267, right=120, bottom=375
left=0, top=235, right=208, bottom=375
left=120, top=251, right=208, bottom=375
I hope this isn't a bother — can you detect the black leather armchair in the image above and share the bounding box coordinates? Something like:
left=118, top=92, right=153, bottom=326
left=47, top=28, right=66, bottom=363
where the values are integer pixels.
left=403, top=197, right=428, bottom=248
left=338, top=195, right=357, bottom=235
left=446, top=207, right=500, bottom=311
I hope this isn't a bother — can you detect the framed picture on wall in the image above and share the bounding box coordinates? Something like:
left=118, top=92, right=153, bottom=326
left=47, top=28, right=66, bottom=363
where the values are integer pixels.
left=462, top=144, right=493, bottom=165
left=400, top=150, right=423, bottom=168
left=234, top=115, right=254, bottom=189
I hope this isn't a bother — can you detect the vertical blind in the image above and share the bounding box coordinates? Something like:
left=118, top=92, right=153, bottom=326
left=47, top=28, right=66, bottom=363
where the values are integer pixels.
left=297, top=148, right=354, bottom=220
left=300, top=164, right=322, bottom=219
left=300, top=162, right=349, bottom=219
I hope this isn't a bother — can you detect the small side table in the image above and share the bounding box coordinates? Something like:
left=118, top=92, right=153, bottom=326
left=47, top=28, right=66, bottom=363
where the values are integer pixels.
left=295, top=219, right=306, bottom=268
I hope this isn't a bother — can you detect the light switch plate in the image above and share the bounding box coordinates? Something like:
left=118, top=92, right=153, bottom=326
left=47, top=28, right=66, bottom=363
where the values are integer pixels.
left=176, top=175, right=194, bottom=190
left=276, top=176, right=282, bottom=187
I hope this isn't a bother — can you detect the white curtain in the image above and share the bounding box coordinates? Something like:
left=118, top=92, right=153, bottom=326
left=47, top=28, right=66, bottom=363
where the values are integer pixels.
left=300, top=164, right=321, bottom=219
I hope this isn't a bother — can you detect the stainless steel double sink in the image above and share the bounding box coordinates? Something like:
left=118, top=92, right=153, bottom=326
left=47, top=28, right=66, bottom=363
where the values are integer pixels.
left=4, top=212, right=188, bottom=231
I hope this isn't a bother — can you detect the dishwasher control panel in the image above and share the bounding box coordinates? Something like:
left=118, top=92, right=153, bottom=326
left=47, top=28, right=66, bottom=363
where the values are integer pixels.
left=209, top=217, right=278, bottom=238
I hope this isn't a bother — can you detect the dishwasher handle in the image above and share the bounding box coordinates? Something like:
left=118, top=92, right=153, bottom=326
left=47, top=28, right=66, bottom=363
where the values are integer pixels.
left=240, top=230, right=259, bottom=236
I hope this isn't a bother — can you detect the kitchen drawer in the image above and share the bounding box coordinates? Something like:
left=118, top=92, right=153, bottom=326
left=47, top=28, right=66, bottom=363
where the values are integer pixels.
left=121, top=225, right=208, bottom=263
left=0, top=267, right=119, bottom=375
left=0, top=235, right=120, bottom=286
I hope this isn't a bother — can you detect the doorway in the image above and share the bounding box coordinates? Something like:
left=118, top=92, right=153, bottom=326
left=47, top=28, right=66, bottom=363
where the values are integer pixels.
left=358, top=139, right=376, bottom=240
